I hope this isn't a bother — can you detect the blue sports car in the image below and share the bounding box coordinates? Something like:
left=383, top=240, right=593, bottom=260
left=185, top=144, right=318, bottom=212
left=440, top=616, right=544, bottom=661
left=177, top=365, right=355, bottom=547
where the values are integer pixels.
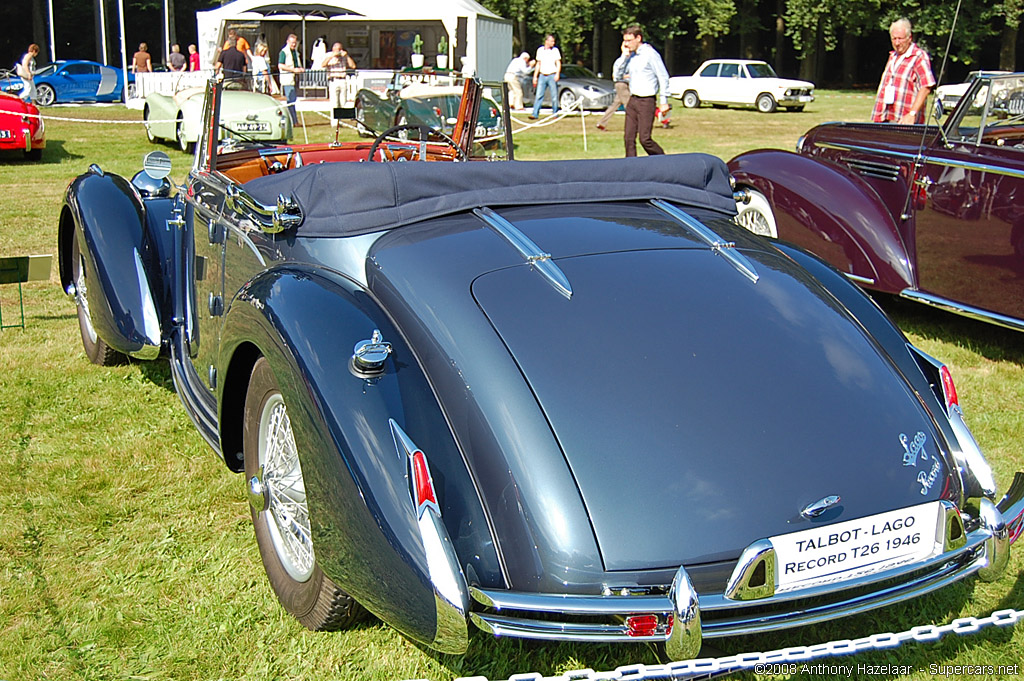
left=1, top=59, right=131, bottom=106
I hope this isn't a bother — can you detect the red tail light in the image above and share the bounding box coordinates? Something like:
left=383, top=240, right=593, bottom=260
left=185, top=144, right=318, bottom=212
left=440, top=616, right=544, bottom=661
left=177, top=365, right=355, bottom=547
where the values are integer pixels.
left=940, top=365, right=959, bottom=409
left=625, top=614, right=660, bottom=637
left=411, top=449, right=439, bottom=517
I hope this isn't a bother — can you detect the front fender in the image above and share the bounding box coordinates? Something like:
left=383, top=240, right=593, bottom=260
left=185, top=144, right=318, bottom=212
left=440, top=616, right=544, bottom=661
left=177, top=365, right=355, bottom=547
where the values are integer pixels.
left=59, top=168, right=164, bottom=359
left=730, top=149, right=914, bottom=293
left=218, top=266, right=495, bottom=654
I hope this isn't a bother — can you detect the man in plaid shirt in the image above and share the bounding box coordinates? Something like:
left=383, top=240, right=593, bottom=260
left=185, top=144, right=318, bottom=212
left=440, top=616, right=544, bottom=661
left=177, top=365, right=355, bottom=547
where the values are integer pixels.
left=872, top=18, right=935, bottom=124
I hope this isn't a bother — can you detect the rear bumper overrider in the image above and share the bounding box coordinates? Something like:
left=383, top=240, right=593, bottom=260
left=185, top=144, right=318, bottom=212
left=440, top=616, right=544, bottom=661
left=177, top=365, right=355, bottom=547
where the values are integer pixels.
left=470, top=474, right=1024, bottom=660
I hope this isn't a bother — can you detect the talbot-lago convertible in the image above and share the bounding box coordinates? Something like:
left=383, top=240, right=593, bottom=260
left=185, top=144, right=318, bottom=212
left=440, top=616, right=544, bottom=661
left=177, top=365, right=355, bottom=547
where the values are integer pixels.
left=58, top=76, right=1024, bottom=659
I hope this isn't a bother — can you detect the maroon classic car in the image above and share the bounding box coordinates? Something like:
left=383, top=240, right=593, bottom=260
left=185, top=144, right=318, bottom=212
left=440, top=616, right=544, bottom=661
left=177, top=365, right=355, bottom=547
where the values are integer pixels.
left=729, top=72, right=1024, bottom=331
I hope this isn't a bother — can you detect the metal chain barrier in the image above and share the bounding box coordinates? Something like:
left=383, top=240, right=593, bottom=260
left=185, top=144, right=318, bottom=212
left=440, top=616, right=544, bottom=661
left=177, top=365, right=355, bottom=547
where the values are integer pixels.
left=408, top=607, right=1023, bottom=681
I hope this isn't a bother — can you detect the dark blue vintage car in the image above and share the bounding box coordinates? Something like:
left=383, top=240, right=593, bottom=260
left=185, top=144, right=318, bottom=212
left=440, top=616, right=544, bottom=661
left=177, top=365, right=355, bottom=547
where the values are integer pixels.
left=58, top=77, right=1023, bottom=659
left=0, top=59, right=132, bottom=106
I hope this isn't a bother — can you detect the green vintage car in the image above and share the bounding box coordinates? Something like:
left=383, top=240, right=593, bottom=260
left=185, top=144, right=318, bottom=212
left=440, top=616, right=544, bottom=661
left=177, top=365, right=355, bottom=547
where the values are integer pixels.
left=354, top=73, right=504, bottom=144
left=143, top=83, right=292, bottom=153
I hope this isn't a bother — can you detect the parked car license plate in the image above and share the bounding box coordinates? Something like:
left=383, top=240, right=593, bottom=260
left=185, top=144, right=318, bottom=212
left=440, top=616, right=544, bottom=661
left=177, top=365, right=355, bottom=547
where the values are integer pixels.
left=234, top=122, right=270, bottom=133
left=771, top=501, right=942, bottom=591
left=0, top=130, right=11, bottom=139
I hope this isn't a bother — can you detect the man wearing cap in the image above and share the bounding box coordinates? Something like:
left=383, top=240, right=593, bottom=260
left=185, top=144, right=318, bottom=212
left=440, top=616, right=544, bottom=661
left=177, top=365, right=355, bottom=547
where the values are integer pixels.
left=504, top=52, right=532, bottom=111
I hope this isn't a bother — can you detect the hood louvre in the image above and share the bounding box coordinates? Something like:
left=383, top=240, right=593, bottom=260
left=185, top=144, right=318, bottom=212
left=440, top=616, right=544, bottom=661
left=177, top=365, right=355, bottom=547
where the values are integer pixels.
left=474, top=207, right=573, bottom=299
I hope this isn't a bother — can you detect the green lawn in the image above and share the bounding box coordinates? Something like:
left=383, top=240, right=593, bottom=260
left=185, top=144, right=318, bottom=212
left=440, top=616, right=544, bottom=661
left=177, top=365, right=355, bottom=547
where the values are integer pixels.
left=1, top=93, right=1022, bottom=681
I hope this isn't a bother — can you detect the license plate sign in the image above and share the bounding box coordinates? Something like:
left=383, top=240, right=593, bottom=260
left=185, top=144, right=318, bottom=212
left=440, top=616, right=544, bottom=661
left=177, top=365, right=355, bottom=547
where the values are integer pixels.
left=772, top=501, right=942, bottom=591
left=235, top=121, right=270, bottom=133
left=0, top=130, right=12, bottom=139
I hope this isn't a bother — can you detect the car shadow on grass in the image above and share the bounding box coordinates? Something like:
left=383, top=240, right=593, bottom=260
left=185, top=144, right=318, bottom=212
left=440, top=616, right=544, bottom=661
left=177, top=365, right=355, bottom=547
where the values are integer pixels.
left=0, top=139, right=82, bottom=164
left=877, top=292, right=1024, bottom=366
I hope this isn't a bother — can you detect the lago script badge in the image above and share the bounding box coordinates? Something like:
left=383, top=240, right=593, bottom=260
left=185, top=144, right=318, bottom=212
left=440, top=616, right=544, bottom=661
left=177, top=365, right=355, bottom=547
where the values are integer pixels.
left=900, top=431, right=928, bottom=467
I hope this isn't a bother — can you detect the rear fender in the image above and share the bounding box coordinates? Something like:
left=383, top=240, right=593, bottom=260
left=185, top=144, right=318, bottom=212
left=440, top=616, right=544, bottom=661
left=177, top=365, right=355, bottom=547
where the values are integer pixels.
left=218, top=266, right=495, bottom=654
left=58, top=169, right=167, bottom=359
left=730, top=149, right=914, bottom=293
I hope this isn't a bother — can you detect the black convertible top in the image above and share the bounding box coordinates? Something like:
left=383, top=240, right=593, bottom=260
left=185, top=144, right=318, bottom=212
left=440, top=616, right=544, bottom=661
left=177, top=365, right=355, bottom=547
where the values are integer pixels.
left=243, top=153, right=737, bottom=237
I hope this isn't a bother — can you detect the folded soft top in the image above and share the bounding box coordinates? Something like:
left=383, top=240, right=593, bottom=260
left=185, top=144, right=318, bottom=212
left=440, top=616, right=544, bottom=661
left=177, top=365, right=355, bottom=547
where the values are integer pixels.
left=243, top=153, right=737, bottom=237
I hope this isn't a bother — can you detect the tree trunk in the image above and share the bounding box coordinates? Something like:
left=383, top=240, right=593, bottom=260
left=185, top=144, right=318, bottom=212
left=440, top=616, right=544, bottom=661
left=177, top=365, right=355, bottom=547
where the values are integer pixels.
left=1000, top=23, right=1017, bottom=71
left=701, top=35, right=714, bottom=61
left=664, top=34, right=674, bottom=73
left=593, top=22, right=600, bottom=74
left=738, top=0, right=755, bottom=59
left=168, top=0, right=177, bottom=48
left=32, top=0, right=49, bottom=62
left=774, top=0, right=785, bottom=73
left=518, top=16, right=528, bottom=55
left=842, top=30, right=856, bottom=87
left=798, top=27, right=815, bottom=81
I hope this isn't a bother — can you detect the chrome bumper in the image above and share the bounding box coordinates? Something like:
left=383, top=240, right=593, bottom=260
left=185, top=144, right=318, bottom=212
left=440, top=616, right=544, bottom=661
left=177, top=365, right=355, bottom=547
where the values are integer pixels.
left=470, top=474, right=1024, bottom=659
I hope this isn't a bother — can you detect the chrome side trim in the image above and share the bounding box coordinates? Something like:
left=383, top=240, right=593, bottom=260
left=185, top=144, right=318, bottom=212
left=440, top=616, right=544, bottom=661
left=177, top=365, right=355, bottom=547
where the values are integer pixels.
left=389, top=420, right=470, bottom=654
left=651, top=199, right=759, bottom=283
left=844, top=272, right=876, bottom=285
left=474, top=207, right=572, bottom=299
left=898, top=289, right=1024, bottom=332
left=815, top=141, right=1024, bottom=181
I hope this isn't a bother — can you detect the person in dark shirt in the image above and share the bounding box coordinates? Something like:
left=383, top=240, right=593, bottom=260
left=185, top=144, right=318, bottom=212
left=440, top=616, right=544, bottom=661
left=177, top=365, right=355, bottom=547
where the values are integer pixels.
left=216, top=40, right=249, bottom=86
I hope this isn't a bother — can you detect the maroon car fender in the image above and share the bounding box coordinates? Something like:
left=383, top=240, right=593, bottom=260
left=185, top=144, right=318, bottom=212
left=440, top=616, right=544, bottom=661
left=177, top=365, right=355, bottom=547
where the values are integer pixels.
left=729, top=149, right=914, bottom=293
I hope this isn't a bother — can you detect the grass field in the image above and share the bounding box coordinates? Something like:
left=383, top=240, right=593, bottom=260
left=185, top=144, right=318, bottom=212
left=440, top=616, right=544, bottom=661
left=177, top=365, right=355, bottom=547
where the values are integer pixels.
left=1, top=92, right=1022, bottom=681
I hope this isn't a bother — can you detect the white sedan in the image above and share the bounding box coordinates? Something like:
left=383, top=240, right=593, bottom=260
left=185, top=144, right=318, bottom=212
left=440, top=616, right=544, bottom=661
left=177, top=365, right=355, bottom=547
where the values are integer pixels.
left=669, top=59, right=814, bottom=113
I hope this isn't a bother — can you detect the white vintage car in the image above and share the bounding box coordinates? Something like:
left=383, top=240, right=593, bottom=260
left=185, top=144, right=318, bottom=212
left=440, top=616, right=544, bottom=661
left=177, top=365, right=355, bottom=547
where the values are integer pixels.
left=669, top=59, right=814, bottom=113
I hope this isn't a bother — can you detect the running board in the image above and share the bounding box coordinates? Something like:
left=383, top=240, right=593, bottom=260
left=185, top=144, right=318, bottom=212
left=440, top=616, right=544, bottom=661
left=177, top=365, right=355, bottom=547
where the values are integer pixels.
left=899, top=290, right=1024, bottom=332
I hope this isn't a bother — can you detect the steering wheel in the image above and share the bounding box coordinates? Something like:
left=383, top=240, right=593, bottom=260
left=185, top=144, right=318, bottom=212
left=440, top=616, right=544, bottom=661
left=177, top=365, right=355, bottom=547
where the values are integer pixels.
left=367, top=123, right=466, bottom=162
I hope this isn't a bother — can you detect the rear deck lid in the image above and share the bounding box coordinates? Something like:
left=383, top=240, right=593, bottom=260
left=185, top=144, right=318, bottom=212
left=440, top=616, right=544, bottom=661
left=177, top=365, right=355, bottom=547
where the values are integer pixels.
left=472, top=246, right=950, bottom=570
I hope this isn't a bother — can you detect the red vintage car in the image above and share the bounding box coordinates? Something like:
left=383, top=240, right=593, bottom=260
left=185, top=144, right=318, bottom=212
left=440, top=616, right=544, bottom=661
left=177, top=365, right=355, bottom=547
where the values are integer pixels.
left=729, top=72, right=1024, bottom=331
left=0, top=90, right=45, bottom=160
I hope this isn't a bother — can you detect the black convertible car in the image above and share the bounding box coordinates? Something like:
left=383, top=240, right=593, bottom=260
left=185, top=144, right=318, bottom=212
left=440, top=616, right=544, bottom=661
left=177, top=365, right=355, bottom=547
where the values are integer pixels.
left=58, top=76, right=1023, bottom=659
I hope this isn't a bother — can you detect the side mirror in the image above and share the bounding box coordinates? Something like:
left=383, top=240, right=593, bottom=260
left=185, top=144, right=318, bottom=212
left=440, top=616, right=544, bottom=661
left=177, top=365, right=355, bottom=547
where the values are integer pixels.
left=934, top=98, right=945, bottom=120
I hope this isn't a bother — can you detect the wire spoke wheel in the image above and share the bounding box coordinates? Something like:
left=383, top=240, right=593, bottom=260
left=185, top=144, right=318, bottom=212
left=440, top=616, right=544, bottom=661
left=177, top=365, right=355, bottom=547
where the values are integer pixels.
left=258, top=392, right=314, bottom=582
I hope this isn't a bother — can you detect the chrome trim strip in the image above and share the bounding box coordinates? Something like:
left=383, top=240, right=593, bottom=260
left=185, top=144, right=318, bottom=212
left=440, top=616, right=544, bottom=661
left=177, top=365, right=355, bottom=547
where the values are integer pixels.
left=844, top=272, right=876, bottom=285
left=815, top=141, right=1024, bottom=181
left=651, top=199, right=759, bottom=283
left=474, top=207, right=573, bottom=299
left=389, top=420, right=470, bottom=653
left=472, top=613, right=663, bottom=642
left=898, top=289, right=1024, bottom=332
left=470, top=587, right=668, bottom=615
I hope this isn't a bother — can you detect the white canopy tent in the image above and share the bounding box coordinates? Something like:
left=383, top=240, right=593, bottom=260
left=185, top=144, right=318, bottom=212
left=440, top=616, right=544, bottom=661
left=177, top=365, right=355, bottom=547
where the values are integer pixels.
left=195, top=0, right=512, bottom=82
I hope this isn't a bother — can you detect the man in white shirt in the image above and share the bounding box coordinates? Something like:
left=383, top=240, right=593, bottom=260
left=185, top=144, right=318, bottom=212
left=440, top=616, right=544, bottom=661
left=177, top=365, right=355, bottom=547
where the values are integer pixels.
left=621, top=25, right=670, bottom=156
left=530, top=34, right=561, bottom=119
